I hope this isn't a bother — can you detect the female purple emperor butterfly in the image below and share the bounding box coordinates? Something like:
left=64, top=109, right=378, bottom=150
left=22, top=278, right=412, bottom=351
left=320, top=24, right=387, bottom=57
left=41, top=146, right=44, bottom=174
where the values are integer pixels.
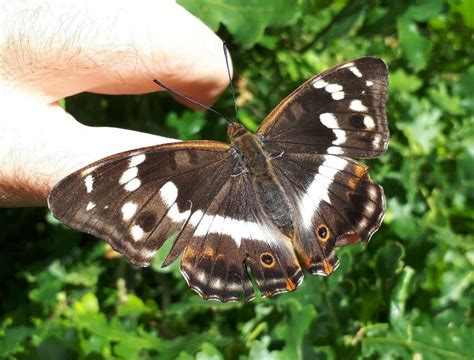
left=49, top=57, right=389, bottom=302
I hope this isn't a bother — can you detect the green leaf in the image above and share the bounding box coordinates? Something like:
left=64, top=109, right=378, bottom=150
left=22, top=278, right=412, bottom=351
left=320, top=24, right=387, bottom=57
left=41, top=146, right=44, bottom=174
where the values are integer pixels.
left=246, top=340, right=276, bottom=360
left=428, top=83, right=464, bottom=115
left=196, top=342, right=224, bottom=360
left=384, top=198, right=418, bottom=240
left=74, top=293, right=99, bottom=315
left=389, top=69, right=423, bottom=93
left=239, top=108, right=259, bottom=132
left=397, top=16, right=432, bottom=71
left=375, top=242, right=404, bottom=279
left=273, top=299, right=316, bottom=360
left=166, top=111, right=206, bottom=140
left=389, top=267, right=415, bottom=325
left=117, top=294, right=151, bottom=317
left=178, top=0, right=301, bottom=48
left=454, top=66, right=474, bottom=113
left=362, top=314, right=474, bottom=359
left=316, top=2, right=368, bottom=43
left=458, top=0, right=474, bottom=28
left=396, top=98, right=443, bottom=155
left=0, top=325, right=32, bottom=357
left=405, top=0, right=444, bottom=22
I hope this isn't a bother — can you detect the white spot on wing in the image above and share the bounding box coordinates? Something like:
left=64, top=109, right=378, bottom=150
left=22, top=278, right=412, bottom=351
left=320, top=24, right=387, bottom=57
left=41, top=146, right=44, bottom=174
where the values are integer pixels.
left=299, top=155, right=348, bottom=229
left=211, top=278, right=223, bottom=289
left=372, top=134, right=382, bottom=148
left=86, top=201, right=95, bottom=211
left=327, top=156, right=349, bottom=170
left=130, top=225, right=144, bottom=241
left=350, top=100, right=368, bottom=112
left=194, top=213, right=213, bottom=236
left=121, top=202, right=137, bottom=221
left=157, top=182, right=192, bottom=224
left=168, top=203, right=191, bottom=223
left=160, top=181, right=178, bottom=207
left=196, top=271, right=207, bottom=283
left=349, top=66, right=363, bottom=77
left=366, top=80, right=373, bottom=86
left=332, top=91, right=344, bottom=100
left=189, top=210, right=204, bottom=226
left=129, top=154, right=146, bottom=167
left=312, top=79, right=328, bottom=89
left=192, top=212, right=265, bottom=247
left=368, top=186, right=378, bottom=199
left=84, top=175, right=93, bottom=193
left=119, top=167, right=138, bottom=184
left=321, top=113, right=346, bottom=145
left=80, top=165, right=98, bottom=177
left=325, top=83, right=343, bottom=93
left=227, top=282, right=241, bottom=291
left=124, top=178, right=141, bottom=192
left=340, top=62, right=354, bottom=68
left=141, top=249, right=157, bottom=259
left=365, top=202, right=376, bottom=213
left=327, top=146, right=344, bottom=155
left=363, top=115, right=375, bottom=129
left=332, top=130, right=347, bottom=145
left=320, top=113, right=338, bottom=128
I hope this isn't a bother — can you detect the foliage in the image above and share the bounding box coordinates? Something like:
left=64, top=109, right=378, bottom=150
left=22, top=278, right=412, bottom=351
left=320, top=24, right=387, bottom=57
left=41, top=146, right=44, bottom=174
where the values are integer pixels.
left=1, top=0, right=473, bottom=358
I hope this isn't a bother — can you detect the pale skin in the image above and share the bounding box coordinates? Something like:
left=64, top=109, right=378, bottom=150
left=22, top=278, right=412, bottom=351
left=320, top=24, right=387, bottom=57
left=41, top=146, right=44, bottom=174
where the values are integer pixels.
left=0, top=0, right=231, bottom=206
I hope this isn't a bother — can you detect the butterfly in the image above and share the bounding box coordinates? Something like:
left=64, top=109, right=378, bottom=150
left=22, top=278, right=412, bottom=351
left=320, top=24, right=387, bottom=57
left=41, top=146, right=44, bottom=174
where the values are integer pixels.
left=48, top=57, right=389, bottom=302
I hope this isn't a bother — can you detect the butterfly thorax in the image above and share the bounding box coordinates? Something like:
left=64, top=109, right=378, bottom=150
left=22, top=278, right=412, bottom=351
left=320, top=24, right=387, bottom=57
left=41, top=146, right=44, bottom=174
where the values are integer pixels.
left=228, top=123, right=294, bottom=237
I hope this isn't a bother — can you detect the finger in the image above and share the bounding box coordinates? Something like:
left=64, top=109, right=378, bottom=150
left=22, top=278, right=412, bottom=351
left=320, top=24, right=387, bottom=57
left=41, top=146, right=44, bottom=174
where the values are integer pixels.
left=0, top=98, right=176, bottom=207
left=0, top=0, right=231, bottom=107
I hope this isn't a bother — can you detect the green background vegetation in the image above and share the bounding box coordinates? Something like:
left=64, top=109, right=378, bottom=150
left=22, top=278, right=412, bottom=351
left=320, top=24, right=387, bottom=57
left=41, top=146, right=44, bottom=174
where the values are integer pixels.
left=1, top=0, right=473, bottom=358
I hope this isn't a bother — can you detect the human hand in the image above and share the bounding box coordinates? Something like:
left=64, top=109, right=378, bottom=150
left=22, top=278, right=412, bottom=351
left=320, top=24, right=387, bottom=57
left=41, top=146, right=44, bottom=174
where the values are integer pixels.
left=0, top=0, right=231, bottom=207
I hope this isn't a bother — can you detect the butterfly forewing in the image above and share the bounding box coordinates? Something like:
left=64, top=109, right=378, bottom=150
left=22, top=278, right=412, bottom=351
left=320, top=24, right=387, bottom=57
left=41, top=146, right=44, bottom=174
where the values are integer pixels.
left=49, top=141, right=230, bottom=266
left=258, top=57, right=389, bottom=158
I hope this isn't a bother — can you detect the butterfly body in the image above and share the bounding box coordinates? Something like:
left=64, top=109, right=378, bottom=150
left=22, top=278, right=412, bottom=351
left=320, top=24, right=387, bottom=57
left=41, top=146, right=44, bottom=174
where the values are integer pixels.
left=229, top=122, right=295, bottom=237
left=49, top=57, right=389, bottom=302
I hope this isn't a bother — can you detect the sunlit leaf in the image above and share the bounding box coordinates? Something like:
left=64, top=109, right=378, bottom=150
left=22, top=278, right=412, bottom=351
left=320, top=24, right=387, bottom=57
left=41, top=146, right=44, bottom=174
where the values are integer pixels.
left=397, top=16, right=431, bottom=71
left=178, top=0, right=301, bottom=48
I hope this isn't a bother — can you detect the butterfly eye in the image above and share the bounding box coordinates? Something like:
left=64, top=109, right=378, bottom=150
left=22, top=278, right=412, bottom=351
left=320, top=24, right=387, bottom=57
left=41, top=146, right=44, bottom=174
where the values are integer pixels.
left=260, top=253, right=275, bottom=268
left=316, top=224, right=330, bottom=242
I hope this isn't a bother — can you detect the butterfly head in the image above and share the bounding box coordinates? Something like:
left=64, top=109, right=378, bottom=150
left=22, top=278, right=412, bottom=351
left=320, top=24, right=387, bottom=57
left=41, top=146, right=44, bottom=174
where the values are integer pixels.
left=227, top=122, right=247, bottom=140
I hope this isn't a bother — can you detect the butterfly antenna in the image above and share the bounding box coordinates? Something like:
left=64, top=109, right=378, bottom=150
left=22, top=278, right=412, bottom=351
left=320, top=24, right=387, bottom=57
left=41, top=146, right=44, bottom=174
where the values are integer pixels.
left=153, top=79, right=232, bottom=124
left=223, top=42, right=239, bottom=122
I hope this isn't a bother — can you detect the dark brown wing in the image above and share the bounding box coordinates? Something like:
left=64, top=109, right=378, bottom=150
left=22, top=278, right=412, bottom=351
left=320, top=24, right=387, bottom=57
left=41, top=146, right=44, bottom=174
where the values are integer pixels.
left=271, top=152, right=385, bottom=275
left=48, top=141, right=302, bottom=302
left=257, top=57, right=389, bottom=158
left=256, top=57, right=388, bottom=275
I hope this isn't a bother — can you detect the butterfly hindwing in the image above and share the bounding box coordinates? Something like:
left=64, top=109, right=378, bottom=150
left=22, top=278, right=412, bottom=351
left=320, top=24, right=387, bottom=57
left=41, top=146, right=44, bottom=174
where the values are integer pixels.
left=271, top=152, right=385, bottom=274
left=258, top=57, right=389, bottom=158
left=177, top=173, right=302, bottom=301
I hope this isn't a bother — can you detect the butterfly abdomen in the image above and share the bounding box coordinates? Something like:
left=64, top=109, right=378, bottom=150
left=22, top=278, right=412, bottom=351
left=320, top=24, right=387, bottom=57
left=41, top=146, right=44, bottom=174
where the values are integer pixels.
left=230, top=125, right=294, bottom=236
